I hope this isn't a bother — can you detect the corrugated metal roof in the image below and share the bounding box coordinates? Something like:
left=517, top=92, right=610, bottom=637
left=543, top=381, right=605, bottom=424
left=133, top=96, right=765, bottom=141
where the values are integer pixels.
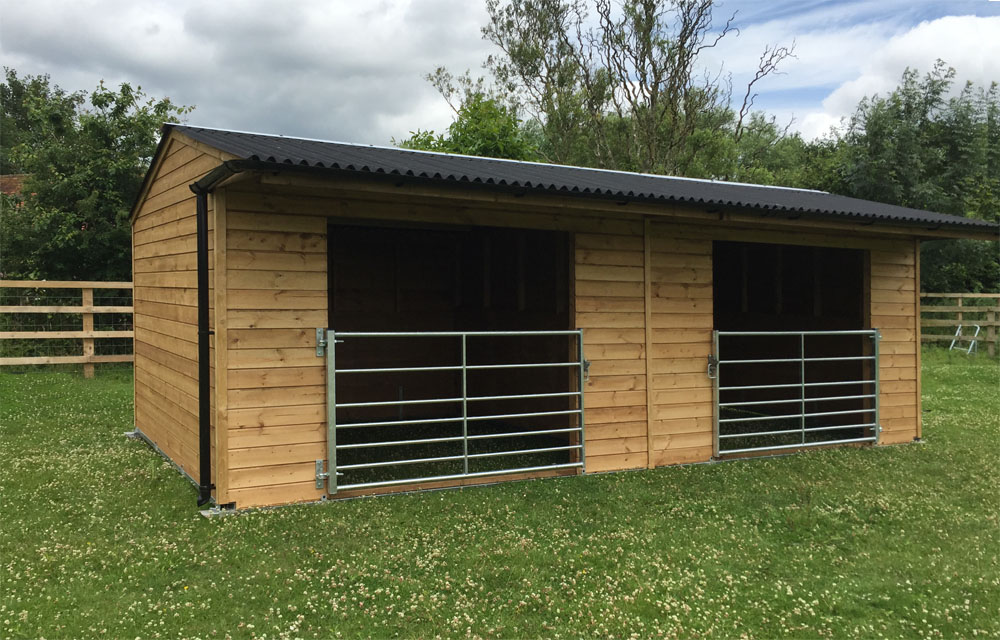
left=169, top=124, right=999, bottom=234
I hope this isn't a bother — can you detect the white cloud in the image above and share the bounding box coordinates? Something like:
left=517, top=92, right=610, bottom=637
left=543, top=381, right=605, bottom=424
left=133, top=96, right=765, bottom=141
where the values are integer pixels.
left=0, top=0, right=495, bottom=144
left=798, top=15, right=1000, bottom=138
left=1, top=1, right=997, bottom=145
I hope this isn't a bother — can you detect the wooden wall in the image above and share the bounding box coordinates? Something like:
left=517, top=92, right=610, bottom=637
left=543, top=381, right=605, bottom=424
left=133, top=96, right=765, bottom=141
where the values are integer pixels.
left=131, top=137, right=220, bottom=482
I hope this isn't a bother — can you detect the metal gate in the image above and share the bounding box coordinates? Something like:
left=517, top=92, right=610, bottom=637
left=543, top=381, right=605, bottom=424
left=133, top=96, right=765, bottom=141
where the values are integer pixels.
left=315, top=330, right=586, bottom=494
left=709, top=330, right=880, bottom=456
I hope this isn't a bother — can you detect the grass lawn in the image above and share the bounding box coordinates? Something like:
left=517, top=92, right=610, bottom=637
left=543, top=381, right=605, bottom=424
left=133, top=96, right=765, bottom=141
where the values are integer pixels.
left=1, top=350, right=997, bottom=639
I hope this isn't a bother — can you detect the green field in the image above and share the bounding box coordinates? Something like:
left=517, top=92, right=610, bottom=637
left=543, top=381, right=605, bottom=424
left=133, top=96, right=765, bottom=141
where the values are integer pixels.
left=1, top=349, right=997, bottom=639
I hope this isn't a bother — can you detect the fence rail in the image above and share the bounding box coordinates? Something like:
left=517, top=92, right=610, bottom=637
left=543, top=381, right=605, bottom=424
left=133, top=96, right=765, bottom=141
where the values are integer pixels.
left=920, top=292, right=999, bottom=356
left=0, top=280, right=134, bottom=377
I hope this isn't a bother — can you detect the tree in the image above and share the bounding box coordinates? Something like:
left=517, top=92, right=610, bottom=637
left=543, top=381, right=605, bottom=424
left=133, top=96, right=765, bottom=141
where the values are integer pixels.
left=478, top=0, right=793, bottom=174
left=0, top=70, right=191, bottom=281
left=815, top=61, right=999, bottom=292
left=397, top=91, right=539, bottom=160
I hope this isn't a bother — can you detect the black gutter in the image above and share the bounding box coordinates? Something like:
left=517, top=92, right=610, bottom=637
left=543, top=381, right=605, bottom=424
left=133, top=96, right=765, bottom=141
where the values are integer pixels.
left=188, top=161, right=250, bottom=507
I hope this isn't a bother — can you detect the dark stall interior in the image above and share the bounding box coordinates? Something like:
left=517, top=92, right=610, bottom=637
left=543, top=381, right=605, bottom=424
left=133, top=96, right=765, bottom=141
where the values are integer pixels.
left=712, top=241, right=876, bottom=451
left=328, top=222, right=578, bottom=486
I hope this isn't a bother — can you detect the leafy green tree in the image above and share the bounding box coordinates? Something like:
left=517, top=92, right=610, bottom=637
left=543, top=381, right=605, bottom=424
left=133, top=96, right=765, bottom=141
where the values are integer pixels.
left=397, top=92, right=538, bottom=160
left=814, top=62, right=999, bottom=292
left=1, top=70, right=190, bottom=281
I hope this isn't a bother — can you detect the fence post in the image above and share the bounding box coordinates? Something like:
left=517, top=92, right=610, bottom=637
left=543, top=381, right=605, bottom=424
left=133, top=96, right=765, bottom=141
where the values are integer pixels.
left=988, top=310, right=996, bottom=358
left=956, top=295, right=963, bottom=326
left=82, top=287, right=94, bottom=378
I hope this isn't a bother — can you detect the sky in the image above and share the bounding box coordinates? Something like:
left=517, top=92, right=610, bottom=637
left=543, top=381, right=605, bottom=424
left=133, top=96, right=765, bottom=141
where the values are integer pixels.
left=1, top=0, right=998, bottom=145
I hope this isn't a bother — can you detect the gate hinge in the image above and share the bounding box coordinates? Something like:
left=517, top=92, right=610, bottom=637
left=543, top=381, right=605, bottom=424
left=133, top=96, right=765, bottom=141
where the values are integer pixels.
left=316, top=328, right=327, bottom=357
left=583, top=359, right=591, bottom=382
left=315, top=459, right=329, bottom=488
left=707, top=354, right=719, bottom=379
left=315, top=459, right=343, bottom=489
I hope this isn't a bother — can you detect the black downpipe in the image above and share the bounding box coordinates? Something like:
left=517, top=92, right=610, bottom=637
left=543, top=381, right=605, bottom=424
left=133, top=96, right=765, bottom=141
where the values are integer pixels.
left=194, top=189, right=214, bottom=506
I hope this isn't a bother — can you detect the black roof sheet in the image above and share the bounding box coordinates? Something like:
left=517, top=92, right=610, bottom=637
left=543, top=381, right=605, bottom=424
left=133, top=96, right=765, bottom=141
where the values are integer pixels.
left=169, top=124, right=998, bottom=235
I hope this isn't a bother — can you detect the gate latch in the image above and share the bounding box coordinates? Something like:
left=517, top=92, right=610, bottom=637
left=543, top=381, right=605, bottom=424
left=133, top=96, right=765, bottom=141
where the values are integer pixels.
left=706, top=354, right=719, bottom=379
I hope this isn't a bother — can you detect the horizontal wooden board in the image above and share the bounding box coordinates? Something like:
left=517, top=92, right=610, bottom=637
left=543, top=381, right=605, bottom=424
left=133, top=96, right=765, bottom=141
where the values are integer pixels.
left=651, top=372, right=711, bottom=390
left=228, top=347, right=320, bottom=369
left=651, top=283, right=713, bottom=300
left=652, top=387, right=712, bottom=405
left=653, top=402, right=712, bottom=420
left=229, top=403, right=326, bottom=428
left=586, top=421, right=647, bottom=441
left=583, top=343, right=645, bottom=360
left=575, top=248, right=644, bottom=267
left=576, top=296, right=645, bottom=313
left=587, top=359, right=646, bottom=376
left=575, top=280, right=644, bottom=298
left=228, top=385, right=325, bottom=410
left=227, top=229, right=325, bottom=253
left=585, top=452, right=646, bottom=473
left=584, top=374, right=646, bottom=392
left=585, top=405, right=647, bottom=425
left=228, top=461, right=316, bottom=489
left=574, top=264, right=644, bottom=282
left=227, top=250, right=327, bottom=272
left=584, top=390, right=647, bottom=408
left=228, top=328, right=316, bottom=350
left=575, top=233, right=643, bottom=251
left=227, top=270, right=327, bottom=291
left=228, top=366, right=326, bottom=389
left=652, top=431, right=712, bottom=451
left=586, top=436, right=647, bottom=457
left=230, top=442, right=326, bottom=470
left=650, top=416, right=712, bottom=436
left=576, top=312, right=645, bottom=329
left=227, top=210, right=326, bottom=233
left=228, top=423, right=326, bottom=449
left=649, top=445, right=713, bottom=467
left=227, top=482, right=324, bottom=509
left=582, top=328, right=646, bottom=344
left=228, top=309, right=329, bottom=329
left=226, top=289, right=327, bottom=310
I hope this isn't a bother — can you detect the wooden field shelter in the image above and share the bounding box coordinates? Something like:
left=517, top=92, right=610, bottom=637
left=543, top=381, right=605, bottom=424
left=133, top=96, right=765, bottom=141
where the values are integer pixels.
left=130, top=125, right=999, bottom=509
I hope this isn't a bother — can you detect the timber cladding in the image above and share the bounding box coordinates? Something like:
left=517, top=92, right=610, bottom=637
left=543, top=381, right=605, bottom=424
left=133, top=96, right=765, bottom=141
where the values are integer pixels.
left=131, top=132, right=927, bottom=510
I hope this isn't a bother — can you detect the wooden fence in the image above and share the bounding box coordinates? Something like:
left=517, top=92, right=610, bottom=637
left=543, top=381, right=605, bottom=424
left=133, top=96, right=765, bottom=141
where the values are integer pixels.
left=920, top=292, right=999, bottom=356
left=0, top=280, right=134, bottom=377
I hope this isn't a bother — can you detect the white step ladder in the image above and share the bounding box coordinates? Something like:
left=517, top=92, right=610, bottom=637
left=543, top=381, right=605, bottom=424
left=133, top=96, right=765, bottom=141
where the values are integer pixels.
left=949, top=324, right=980, bottom=354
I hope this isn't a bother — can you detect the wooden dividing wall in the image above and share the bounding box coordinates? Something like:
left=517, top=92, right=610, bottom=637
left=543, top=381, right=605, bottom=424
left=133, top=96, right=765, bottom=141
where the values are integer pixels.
left=222, top=205, right=329, bottom=508
left=870, top=239, right=920, bottom=444
left=646, top=223, right=715, bottom=466
left=575, top=230, right=649, bottom=473
left=131, top=136, right=221, bottom=482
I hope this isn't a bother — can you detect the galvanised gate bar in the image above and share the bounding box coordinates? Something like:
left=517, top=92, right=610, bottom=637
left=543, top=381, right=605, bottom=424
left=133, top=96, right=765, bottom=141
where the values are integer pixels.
left=127, top=124, right=996, bottom=509
left=712, top=330, right=880, bottom=456
left=316, top=330, right=586, bottom=494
